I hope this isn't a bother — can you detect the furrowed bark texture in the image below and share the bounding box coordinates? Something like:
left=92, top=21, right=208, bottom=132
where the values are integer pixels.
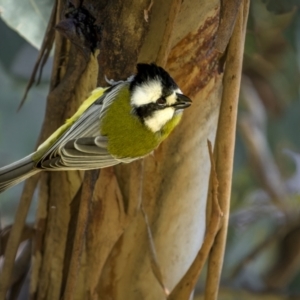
left=1, top=0, right=229, bottom=299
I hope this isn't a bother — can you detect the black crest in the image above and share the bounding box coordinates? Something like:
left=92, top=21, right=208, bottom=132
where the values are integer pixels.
left=130, top=63, right=178, bottom=94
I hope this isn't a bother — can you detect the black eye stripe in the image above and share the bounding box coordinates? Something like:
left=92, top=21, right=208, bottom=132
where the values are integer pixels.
left=157, top=97, right=167, bottom=105
left=133, top=101, right=170, bottom=121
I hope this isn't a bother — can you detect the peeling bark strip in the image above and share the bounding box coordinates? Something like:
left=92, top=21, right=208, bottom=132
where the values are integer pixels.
left=205, top=1, right=250, bottom=299
left=168, top=141, right=223, bottom=300
left=19, top=0, right=58, bottom=110
left=215, top=0, right=243, bottom=53
left=167, top=10, right=220, bottom=96
left=0, top=174, right=40, bottom=299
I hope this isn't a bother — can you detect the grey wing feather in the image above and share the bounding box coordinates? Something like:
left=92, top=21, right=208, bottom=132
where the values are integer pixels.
left=0, top=81, right=135, bottom=192
left=38, top=82, right=136, bottom=171
left=0, top=154, right=39, bottom=192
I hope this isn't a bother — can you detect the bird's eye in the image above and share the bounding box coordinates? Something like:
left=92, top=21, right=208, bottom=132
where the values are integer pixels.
left=156, top=97, right=167, bottom=106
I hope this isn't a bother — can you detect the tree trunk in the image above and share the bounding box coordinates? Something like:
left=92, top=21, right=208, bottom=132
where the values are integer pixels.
left=0, top=0, right=249, bottom=299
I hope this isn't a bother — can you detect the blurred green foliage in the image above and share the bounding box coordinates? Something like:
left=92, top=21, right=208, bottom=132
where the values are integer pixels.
left=229, top=0, right=300, bottom=296
left=0, top=19, right=49, bottom=225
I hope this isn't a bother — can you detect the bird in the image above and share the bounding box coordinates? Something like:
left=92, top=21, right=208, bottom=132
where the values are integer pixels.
left=0, top=63, right=192, bottom=192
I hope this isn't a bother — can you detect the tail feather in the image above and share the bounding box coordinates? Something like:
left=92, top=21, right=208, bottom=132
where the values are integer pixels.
left=0, top=154, right=39, bottom=192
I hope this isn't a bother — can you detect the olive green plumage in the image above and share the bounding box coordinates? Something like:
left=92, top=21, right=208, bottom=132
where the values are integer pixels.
left=0, top=63, right=191, bottom=192
left=101, top=87, right=182, bottom=158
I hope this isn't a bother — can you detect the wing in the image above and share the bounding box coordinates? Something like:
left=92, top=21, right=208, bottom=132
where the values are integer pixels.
left=37, top=81, right=136, bottom=171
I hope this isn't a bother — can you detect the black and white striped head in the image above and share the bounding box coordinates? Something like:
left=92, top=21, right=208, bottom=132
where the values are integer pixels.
left=130, top=64, right=191, bottom=133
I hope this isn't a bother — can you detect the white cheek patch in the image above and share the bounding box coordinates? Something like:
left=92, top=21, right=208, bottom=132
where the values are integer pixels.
left=131, top=80, right=162, bottom=106
left=144, top=107, right=175, bottom=133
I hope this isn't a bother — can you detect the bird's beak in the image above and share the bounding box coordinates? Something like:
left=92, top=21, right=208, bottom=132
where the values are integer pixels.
left=174, top=93, right=192, bottom=110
